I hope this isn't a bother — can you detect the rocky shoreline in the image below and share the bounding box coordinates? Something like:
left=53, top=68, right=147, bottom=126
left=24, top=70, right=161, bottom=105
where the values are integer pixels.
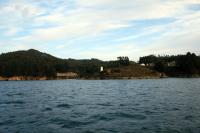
left=0, top=76, right=165, bottom=81
left=0, top=76, right=48, bottom=81
left=1, top=75, right=199, bottom=81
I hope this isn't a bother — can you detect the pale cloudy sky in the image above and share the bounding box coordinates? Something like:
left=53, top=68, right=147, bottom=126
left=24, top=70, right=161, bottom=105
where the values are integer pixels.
left=0, top=0, right=200, bottom=61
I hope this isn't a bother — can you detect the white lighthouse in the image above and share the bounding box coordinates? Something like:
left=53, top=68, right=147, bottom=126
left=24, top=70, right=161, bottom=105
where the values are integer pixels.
left=100, top=66, right=103, bottom=72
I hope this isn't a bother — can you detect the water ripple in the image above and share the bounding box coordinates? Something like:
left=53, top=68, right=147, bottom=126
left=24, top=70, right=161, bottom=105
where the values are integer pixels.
left=0, top=101, right=25, bottom=105
left=57, top=104, right=71, bottom=108
left=0, top=79, right=200, bottom=133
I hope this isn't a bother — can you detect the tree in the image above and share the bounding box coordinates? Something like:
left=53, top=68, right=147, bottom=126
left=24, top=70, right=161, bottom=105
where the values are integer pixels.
left=117, top=56, right=130, bottom=66
left=139, top=55, right=157, bottom=66
left=176, top=52, right=198, bottom=75
left=154, top=61, right=165, bottom=72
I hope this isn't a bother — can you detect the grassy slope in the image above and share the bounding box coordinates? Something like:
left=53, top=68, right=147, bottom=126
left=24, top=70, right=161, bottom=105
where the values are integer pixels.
left=104, top=64, right=161, bottom=78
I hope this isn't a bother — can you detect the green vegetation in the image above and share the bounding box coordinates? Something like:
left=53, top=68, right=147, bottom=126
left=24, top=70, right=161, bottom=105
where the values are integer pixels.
left=0, top=49, right=199, bottom=79
left=139, top=52, right=200, bottom=77
left=0, top=49, right=58, bottom=77
left=0, top=49, right=127, bottom=78
left=117, top=56, right=130, bottom=66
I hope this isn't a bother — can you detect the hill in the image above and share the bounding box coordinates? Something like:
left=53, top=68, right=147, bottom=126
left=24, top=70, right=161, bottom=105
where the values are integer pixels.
left=139, top=52, right=200, bottom=77
left=0, top=49, right=161, bottom=80
left=0, top=49, right=64, bottom=77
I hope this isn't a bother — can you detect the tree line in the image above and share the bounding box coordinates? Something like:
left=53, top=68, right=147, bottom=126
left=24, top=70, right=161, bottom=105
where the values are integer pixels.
left=1, top=49, right=199, bottom=78
left=139, top=52, right=200, bottom=76
left=0, top=49, right=130, bottom=77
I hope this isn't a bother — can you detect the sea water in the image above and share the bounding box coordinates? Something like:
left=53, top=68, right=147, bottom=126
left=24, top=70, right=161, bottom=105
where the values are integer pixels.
left=0, top=79, right=200, bottom=133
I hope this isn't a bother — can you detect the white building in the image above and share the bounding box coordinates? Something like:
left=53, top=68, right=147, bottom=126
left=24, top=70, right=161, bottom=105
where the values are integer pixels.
left=100, top=66, right=104, bottom=72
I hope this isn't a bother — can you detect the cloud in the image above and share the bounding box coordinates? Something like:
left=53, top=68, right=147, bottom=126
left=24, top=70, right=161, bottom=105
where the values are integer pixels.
left=4, top=27, right=22, bottom=36
left=0, top=0, right=200, bottom=60
left=16, top=0, right=199, bottom=42
left=0, top=0, right=44, bottom=27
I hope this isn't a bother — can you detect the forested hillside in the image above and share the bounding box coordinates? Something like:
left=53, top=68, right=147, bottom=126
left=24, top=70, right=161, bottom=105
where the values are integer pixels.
left=0, top=49, right=199, bottom=79
left=0, top=49, right=121, bottom=78
left=139, top=52, right=200, bottom=77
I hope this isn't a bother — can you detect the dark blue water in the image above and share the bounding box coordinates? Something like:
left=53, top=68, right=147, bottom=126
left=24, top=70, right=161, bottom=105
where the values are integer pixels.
left=0, top=79, right=200, bottom=133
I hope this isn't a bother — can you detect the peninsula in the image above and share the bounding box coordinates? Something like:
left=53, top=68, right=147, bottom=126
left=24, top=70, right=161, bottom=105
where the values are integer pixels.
left=0, top=49, right=199, bottom=80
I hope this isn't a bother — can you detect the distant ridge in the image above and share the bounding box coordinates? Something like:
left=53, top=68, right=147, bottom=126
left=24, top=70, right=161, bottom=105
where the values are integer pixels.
left=0, top=49, right=65, bottom=77
left=0, top=49, right=161, bottom=80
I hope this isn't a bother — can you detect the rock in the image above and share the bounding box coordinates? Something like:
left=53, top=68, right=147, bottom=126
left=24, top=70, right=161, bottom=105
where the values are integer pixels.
left=0, top=76, right=6, bottom=81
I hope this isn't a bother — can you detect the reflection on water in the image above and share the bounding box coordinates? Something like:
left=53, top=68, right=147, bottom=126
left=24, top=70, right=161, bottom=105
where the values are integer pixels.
left=0, top=79, right=200, bottom=133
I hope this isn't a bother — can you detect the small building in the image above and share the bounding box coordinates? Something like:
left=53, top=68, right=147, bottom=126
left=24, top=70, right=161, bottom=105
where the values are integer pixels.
left=56, top=72, right=78, bottom=79
left=167, top=61, right=176, bottom=67
left=149, top=63, right=155, bottom=67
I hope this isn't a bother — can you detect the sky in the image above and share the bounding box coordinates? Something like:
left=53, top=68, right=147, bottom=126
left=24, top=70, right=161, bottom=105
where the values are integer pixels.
left=0, top=0, right=200, bottom=61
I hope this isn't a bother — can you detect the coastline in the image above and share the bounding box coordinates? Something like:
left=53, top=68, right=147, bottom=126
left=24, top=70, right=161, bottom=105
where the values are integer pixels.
left=0, top=75, right=199, bottom=81
left=0, top=76, right=164, bottom=81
